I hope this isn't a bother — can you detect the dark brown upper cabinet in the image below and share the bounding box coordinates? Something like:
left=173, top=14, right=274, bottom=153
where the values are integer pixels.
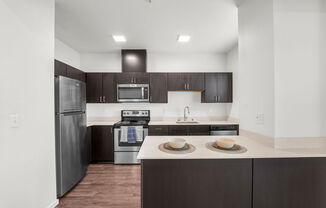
left=55, top=60, right=67, bottom=77
left=54, top=59, right=85, bottom=82
left=201, top=73, right=232, bottom=103
left=66, top=65, right=86, bottom=82
left=167, top=73, right=204, bottom=91
left=86, top=73, right=117, bottom=103
left=102, top=73, right=117, bottom=103
left=149, top=73, right=168, bottom=103
left=116, top=72, right=149, bottom=84
left=122, top=49, right=147, bottom=73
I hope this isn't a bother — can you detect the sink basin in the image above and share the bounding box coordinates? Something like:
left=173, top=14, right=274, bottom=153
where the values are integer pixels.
left=176, top=118, right=198, bottom=124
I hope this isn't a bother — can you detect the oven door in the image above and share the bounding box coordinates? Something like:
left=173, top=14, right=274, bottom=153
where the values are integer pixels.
left=114, top=127, right=148, bottom=151
left=117, top=84, right=149, bottom=102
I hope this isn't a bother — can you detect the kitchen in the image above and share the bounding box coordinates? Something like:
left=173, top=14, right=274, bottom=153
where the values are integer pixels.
left=1, top=0, right=326, bottom=208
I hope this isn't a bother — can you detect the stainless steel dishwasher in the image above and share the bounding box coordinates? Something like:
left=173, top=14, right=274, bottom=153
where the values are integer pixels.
left=210, top=125, right=238, bottom=136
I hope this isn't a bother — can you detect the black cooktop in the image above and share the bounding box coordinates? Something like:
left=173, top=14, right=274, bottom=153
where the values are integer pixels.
left=113, top=120, right=149, bottom=128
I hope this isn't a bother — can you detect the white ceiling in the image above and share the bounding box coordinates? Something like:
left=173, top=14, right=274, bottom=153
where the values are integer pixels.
left=55, top=0, right=238, bottom=53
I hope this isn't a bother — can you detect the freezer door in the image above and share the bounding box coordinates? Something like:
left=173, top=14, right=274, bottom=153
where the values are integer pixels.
left=56, top=112, right=87, bottom=197
left=55, top=76, right=86, bottom=113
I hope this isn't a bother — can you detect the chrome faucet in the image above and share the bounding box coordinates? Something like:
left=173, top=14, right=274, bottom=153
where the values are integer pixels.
left=184, top=106, right=190, bottom=121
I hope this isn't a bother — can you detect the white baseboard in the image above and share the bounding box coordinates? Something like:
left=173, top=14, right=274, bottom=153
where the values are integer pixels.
left=47, top=199, right=59, bottom=208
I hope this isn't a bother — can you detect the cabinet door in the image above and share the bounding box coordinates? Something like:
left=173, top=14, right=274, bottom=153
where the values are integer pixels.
left=202, top=73, right=218, bottom=103
left=149, top=125, right=169, bottom=136
left=55, top=60, right=67, bottom=77
left=168, top=125, right=188, bottom=135
left=167, top=73, right=187, bottom=91
left=66, top=65, right=86, bottom=82
left=149, top=73, right=168, bottom=103
left=188, top=73, right=204, bottom=91
left=188, top=125, right=210, bottom=135
left=217, top=73, right=232, bottom=102
left=102, top=73, right=117, bottom=103
left=253, top=158, right=326, bottom=208
left=116, top=73, right=134, bottom=84
left=91, top=126, right=114, bottom=162
left=133, top=73, right=149, bottom=84
left=86, top=73, right=103, bottom=103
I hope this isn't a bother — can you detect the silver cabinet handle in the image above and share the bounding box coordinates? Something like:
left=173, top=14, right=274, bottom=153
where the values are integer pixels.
left=100, top=96, right=102, bottom=102
left=103, top=96, right=106, bottom=102
left=131, top=77, right=133, bottom=83
left=187, top=83, right=190, bottom=90
left=184, top=83, right=187, bottom=90
left=214, top=96, right=217, bottom=102
left=134, top=77, right=136, bottom=83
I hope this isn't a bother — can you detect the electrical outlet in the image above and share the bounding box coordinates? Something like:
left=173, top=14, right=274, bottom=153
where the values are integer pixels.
left=10, top=114, right=20, bottom=128
left=256, top=113, right=264, bottom=124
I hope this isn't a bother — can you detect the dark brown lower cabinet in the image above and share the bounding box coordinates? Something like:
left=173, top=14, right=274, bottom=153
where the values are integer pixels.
left=148, top=125, right=169, bottom=135
left=142, top=159, right=252, bottom=208
left=253, top=158, right=326, bottom=208
left=167, top=125, right=210, bottom=136
left=91, top=126, right=114, bottom=162
left=168, top=125, right=188, bottom=135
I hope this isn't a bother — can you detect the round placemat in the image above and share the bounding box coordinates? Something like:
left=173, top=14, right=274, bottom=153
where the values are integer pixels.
left=206, top=142, right=247, bottom=154
left=158, top=143, right=196, bottom=154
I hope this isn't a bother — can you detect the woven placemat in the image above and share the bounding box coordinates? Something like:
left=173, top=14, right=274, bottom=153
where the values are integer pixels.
left=158, top=143, right=196, bottom=154
left=206, top=142, right=247, bottom=154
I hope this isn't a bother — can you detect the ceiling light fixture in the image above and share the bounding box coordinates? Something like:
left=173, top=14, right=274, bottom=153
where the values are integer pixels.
left=177, top=35, right=191, bottom=43
left=112, top=35, right=126, bottom=42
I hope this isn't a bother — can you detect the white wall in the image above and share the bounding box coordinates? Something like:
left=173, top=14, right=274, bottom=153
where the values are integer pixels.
left=274, top=0, right=326, bottom=138
left=82, top=52, right=230, bottom=119
left=0, top=0, right=57, bottom=208
left=55, top=38, right=81, bottom=68
left=81, top=52, right=226, bottom=72
left=238, top=0, right=275, bottom=137
left=226, top=46, right=239, bottom=119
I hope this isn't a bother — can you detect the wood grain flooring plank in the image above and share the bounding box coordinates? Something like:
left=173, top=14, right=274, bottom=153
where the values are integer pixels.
left=56, top=164, right=141, bottom=208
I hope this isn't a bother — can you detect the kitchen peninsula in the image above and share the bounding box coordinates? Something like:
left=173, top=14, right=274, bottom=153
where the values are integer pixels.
left=138, top=136, right=326, bottom=208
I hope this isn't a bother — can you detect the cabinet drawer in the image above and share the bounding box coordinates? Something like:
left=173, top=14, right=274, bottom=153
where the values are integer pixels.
left=189, top=125, right=210, bottom=135
left=149, top=125, right=169, bottom=135
left=168, top=125, right=188, bottom=136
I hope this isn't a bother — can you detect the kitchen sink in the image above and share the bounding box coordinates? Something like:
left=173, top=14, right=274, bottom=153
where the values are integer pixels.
left=176, top=118, right=198, bottom=124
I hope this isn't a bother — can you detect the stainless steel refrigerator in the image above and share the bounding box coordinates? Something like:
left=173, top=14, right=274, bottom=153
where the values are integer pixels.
left=55, top=76, right=87, bottom=197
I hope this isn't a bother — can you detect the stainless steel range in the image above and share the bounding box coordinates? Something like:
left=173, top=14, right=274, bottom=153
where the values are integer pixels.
left=114, top=110, right=150, bottom=164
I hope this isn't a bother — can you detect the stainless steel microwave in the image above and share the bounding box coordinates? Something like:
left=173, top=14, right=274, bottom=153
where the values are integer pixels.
left=117, top=84, right=149, bottom=102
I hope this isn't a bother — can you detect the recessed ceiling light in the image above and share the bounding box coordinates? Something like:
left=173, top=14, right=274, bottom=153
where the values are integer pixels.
left=177, top=35, right=191, bottom=43
left=112, top=35, right=126, bottom=42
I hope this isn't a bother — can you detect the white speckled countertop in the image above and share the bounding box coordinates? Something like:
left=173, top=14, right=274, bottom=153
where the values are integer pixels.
left=148, top=120, right=238, bottom=125
left=87, top=117, right=239, bottom=127
left=137, top=136, right=326, bottom=159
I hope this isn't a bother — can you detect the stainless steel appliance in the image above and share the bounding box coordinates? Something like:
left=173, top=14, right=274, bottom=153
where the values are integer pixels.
left=114, top=110, right=150, bottom=164
left=117, top=84, right=149, bottom=103
left=55, top=76, right=87, bottom=197
left=210, top=125, right=238, bottom=136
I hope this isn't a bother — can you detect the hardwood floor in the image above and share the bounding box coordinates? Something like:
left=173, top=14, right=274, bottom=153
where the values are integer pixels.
left=56, top=164, right=141, bottom=208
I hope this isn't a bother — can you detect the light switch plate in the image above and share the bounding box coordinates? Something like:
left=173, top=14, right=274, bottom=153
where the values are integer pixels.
left=10, top=114, right=20, bottom=128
